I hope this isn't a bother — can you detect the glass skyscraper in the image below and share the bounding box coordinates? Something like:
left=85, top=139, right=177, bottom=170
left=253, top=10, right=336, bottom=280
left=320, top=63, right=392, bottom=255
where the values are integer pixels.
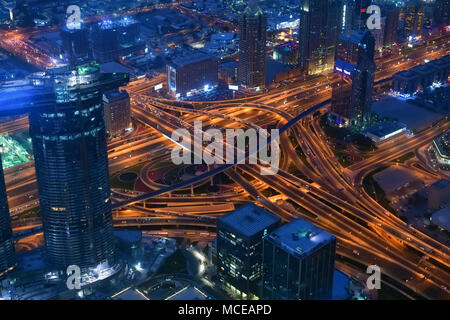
left=217, top=202, right=280, bottom=300
left=298, top=0, right=342, bottom=75
left=330, top=29, right=375, bottom=127
left=28, top=63, right=129, bottom=270
left=0, top=153, right=16, bottom=276
left=237, top=0, right=267, bottom=89
left=262, top=218, right=336, bottom=300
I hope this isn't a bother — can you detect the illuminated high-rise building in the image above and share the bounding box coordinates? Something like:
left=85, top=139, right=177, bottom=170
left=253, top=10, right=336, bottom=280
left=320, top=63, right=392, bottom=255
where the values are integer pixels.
left=28, top=63, right=129, bottom=270
left=403, top=0, right=425, bottom=39
left=217, top=202, right=280, bottom=300
left=298, top=0, right=342, bottom=75
left=103, top=89, right=131, bottom=136
left=91, top=17, right=143, bottom=63
left=167, top=53, right=218, bottom=98
left=330, top=29, right=375, bottom=126
left=237, top=0, right=267, bottom=89
left=262, top=218, right=336, bottom=300
left=0, top=153, right=16, bottom=276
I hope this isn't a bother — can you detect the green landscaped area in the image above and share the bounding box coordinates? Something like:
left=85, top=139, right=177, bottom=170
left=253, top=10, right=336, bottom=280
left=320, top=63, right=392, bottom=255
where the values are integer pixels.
left=0, top=134, right=32, bottom=169
left=110, top=162, right=148, bottom=190
left=150, top=161, right=172, bottom=170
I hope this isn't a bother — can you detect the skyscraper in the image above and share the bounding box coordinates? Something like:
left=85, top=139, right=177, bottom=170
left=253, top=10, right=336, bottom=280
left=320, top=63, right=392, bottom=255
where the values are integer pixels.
left=330, top=29, right=375, bottom=126
left=61, top=25, right=89, bottom=64
left=298, top=0, right=342, bottom=75
left=342, top=0, right=372, bottom=31
left=262, top=218, right=336, bottom=300
left=167, top=53, right=218, bottom=98
left=91, top=17, right=144, bottom=63
left=237, top=0, right=267, bottom=89
left=91, top=20, right=120, bottom=63
left=28, top=63, right=129, bottom=270
left=403, top=0, right=425, bottom=39
left=217, top=202, right=280, bottom=300
left=103, top=89, right=131, bottom=136
left=382, top=3, right=400, bottom=46
left=0, top=153, right=16, bottom=276
left=434, top=0, right=450, bottom=29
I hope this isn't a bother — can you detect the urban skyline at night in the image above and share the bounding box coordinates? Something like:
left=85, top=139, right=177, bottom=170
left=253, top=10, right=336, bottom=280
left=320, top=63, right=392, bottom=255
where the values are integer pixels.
left=0, top=0, right=448, bottom=308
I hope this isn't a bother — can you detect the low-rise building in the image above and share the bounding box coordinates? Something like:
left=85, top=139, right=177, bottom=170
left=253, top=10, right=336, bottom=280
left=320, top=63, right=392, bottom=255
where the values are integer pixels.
left=428, top=179, right=450, bottom=210
left=363, top=121, right=407, bottom=145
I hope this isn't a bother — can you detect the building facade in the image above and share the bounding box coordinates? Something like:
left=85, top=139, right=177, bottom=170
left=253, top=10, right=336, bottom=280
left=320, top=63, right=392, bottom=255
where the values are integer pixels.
left=403, top=0, right=425, bottom=39
left=103, top=89, right=131, bottom=136
left=217, top=202, right=280, bottom=300
left=434, top=0, right=450, bottom=29
left=167, top=53, right=218, bottom=98
left=298, top=0, right=342, bottom=75
left=61, top=25, right=89, bottom=64
left=330, top=29, right=375, bottom=127
left=28, top=63, right=129, bottom=270
left=91, top=17, right=144, bottom=63
left=262, top=218, right=336, bottom=300
left=237, top=1, right=267, bottom=89
left=0, top=153, right=15, bottom=276
left=342, top=0, right=372, bottom=31
left=433, top=131, right=450, bottom=170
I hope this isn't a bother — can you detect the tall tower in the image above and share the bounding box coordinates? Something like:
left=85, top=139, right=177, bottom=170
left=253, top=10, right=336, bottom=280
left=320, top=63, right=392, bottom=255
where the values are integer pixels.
left=61, top=25, right=89, bottom=64
left=403, top=0, right=425, bottom=39
left=298, top=0, right=342, bottom=75
left=237, top=0, right=267, bottom=89
left=0, top=153, right=16, bottom=276
left=28, top=63, right=128, bottom=271
left=330, top=29, right=375, bottom=127
left=342, top=0, right=372, bottom=31
left=434, top=0, right=450, bottom=29
left=382, top=3, right=400, bottom=46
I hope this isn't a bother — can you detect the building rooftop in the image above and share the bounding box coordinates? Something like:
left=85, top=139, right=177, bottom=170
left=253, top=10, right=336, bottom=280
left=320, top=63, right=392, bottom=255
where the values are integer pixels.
left=410, top=64, right=434, bottom=76
left=430, top=179, right=450, bottom=191
left=219, top=202, right=280, bottom=238
left=265, top=218, right=335, bottom=258
left=371, top=96, right=443, bottom=132
left=170, top=53, right=215, bottom=69
left=363, top=121, right=407, bottom=139
left=393, top=70, right=420, bottom=80
left=339, top=29, right=370, bottom=44
left=103, top=89, right=129, bottom=102
left=431, top=208, right=450, bottom=232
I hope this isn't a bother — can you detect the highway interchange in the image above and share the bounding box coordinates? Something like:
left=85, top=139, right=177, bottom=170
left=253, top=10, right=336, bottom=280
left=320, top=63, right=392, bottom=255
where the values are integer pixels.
left=0, top=21, right=449, bottom=299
